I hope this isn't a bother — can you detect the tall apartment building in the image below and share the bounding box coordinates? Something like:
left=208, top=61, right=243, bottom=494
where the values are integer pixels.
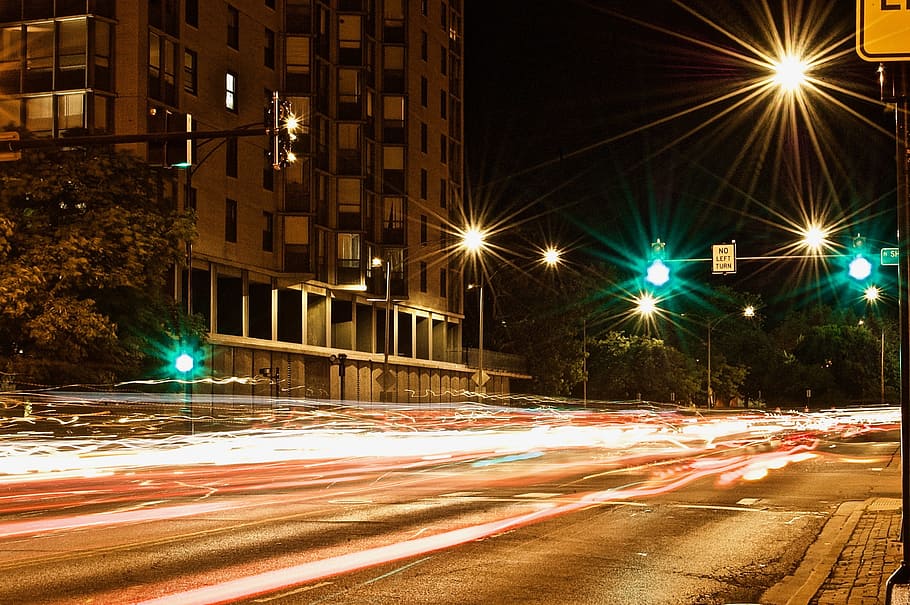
left=0, top=0, right=489, bottom=402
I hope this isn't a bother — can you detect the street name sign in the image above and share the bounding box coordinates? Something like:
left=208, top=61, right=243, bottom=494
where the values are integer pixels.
left=857, top=0, right=910, bottom=61
left=712, top=243, right=737, bottom=274
left=882, top=247, right=900, bottom=266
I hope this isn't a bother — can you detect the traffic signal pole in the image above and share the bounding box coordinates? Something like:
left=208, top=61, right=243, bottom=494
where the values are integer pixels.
left=886, top=62, right=910, bottom=603
left=0, top=127, right=266, bottom=152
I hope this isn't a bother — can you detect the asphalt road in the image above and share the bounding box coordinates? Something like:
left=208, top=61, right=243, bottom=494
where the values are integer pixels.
left=0, top=398, right=899, bottom=605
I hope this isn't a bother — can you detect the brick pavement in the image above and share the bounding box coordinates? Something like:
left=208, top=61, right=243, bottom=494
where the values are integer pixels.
left=809, top=498, right=903, bottom=605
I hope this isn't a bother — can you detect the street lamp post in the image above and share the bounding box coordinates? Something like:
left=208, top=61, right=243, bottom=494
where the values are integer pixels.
left=706, top=306, right=755, bottom=409
left=370, top=257, right=394, bottom=401
left=468, top=282, right=486, bottom=393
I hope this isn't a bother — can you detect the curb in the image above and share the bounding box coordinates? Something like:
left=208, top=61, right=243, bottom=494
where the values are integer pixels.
left=761, top=500, right=866, bottom=605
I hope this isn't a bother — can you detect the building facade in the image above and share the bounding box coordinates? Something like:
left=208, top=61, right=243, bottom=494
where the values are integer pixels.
left=0, top=0, right=516, bottom=402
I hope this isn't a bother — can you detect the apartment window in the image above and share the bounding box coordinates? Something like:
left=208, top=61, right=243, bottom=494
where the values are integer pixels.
left=338, top=68, right=361, bottom=119
left=226, top=137, right=238, bottom=177
left=440, top=135, right=447, bottom=164
left=382, top=95, right=405, bottom=143
left=338, top=15, right=362, bottom=65
left=439, top=179, right=447, bottom=208
left=186, top=0, right=199, bottom=27
left=184, top=49, right=197, bottom=94
left=148, top=32, right=177, bottom=105
left=337, top=233, right=361, bottom=284
left=382, top=146, right=405, bottom=193
left=266, top=0, right=276, bottom=8
left=338, top=122, right=361, bottom=173
left=263, top=151, right=274, bottom=191
left=420, top=169, right=427, bottom=199
left=441, top=45, right=447, bottom=75
left=227, top=5, right=240, bottom=49
left=337, top=177, right=362, bottom=230
left=440, top=90, right=447, bottom=119
left=420, top=215, right=428, bottom=244
left=420, top=76, right=428, bottom=107
left=421, top=0, right=428, bottom=16
left=262, top=212, right=274, bottom=252
left=420, top=31, right=428, bottom=61
left=225, top=71, right=237, bottom=111
left=441, top=2, right=447, bottom=28
left=439, top=268, right=447, bottom=298
left=57, top=18, right=86, bottom=89
left=58, top=93, right=84, bottom=131
left=419, top=262, right=428, bottom=293
left=420, top=122, right=427, bottom=153
left=265, top=28, right=275, bottom=69
left=382, top=196, right=405, bottom=244
left=286, top=36, right=311, bottom=92
left=225, top=199, right=238, bottom=242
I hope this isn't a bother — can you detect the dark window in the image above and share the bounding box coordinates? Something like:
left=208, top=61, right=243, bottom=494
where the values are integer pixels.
left=265, top=0, right=276, bottom=8
left=440, top=268, right=447, bottom=298
left=420, top=31, right=427, bottom=61
left=225, top=198, right=238, bottom=242
left=227, top=5, right=239, bottom=49
left=440, top=135, right=447, bottom=164
left=185, top=0, right=198, bottom=27
left=183, top=49, right=197, bottom=94
left=263, top=151, right=274, bottom=190
left=440, top=89, right=447, bottom=119
left=420, top=76, right=428, bottom=107
left=420, top=215, right=428, bottom=244
left=420, top=122, right=427, bottom=153
left=420, top=169, right=427, bottom=199
left=226, top=137, right=238, bottom=177
left=262, top=212, right=274, bottom=252
left=420, top=261, right=427, bottom=292
left=148, top=32, right=177, bottom=104
left=439, top=179, right=447, bottom=208
left=265, top=28, right=275, bottom=69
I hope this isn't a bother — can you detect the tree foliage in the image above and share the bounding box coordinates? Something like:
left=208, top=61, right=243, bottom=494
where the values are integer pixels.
left=0, top=141, right=197, bottom=384
left=586, top=332, right=701, bottom=402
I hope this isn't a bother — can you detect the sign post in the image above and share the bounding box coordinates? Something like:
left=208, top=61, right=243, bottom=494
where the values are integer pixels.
left=858, top=3, right=910, bottom=601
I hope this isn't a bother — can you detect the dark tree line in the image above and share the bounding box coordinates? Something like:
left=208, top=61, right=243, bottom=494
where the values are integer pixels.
left=0, top=137, right=199, bottom=385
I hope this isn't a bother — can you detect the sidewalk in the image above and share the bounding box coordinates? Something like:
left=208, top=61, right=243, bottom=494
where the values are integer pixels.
left=762, top=497, right=903, bottom=605
left=810, top=498, right=903, bottom=605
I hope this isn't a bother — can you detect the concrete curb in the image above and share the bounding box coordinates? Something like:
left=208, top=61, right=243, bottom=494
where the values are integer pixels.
left=761, top=500, right=866, bottom=605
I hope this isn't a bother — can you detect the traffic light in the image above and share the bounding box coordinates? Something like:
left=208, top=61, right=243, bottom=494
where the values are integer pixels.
left=267, top=91, right=298, bottom=170
left=848, top=234, right=873, bottom=281
left=645, top=239, right=670, bottom=287
left=174, top=351, right=195, bottom=374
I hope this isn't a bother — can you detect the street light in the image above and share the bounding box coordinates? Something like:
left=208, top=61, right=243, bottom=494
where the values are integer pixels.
left=371, top=256, right=394, bottom=400
left=706, top=306, right=755, bottom=409
left=863, top=287, right=886, bottom=405
left=461, top=231, right=561, bottom=395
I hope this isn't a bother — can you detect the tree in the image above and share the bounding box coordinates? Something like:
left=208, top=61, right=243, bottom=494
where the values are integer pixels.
left=0, top=139, right=197, bottom=384
left=586, top=331, right=700, bottom=403
left=481, top=261, right=612, bottom=396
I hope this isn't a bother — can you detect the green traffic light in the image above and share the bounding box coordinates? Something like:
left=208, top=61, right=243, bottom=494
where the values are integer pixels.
left=646, top=259, right=670, bottom=286
left=174, top=352, right=195, bottom=373
left=848, top=255, right=872, bottom=280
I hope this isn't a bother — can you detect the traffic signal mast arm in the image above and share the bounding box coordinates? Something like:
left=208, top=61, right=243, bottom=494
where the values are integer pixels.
left=4, top=127, right=267, bottom=149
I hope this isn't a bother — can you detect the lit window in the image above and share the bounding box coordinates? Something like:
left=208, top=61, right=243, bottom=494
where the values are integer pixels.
left=225, top=71, right=237, bottom=111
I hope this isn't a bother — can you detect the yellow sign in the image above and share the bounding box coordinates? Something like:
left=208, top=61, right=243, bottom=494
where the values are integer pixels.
left=857, top=0, right=910, bottom=61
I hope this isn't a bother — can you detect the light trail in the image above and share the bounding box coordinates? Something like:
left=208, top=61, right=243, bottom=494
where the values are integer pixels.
left=0, top=395, right=898, bottom=604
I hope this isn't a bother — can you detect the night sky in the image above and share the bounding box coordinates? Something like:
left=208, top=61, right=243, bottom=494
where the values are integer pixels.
left=464, top=1, right=895, bottom=314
